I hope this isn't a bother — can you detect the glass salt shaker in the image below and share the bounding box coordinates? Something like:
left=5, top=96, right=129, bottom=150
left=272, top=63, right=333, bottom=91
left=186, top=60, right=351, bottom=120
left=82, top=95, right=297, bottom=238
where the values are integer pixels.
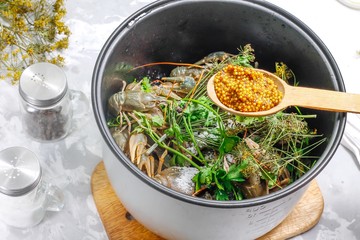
left=0, top=147, right=64, bottom=228
left=19, top=62, right=72, bottom=141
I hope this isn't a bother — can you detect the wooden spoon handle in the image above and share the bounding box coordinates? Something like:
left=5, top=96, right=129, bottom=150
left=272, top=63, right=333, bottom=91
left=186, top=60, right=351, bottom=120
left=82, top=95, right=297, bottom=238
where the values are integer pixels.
left=285, top=85, right=360, bottom=113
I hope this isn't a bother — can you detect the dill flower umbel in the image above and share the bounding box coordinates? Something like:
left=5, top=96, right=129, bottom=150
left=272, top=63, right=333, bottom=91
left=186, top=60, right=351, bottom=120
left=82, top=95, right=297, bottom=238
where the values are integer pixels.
left=0, top=0, right=70, bottom=84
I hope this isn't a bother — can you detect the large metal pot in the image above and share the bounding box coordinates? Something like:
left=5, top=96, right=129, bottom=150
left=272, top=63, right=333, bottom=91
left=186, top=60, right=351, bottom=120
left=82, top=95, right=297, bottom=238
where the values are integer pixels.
left=92, top=0, right=346, bottom=239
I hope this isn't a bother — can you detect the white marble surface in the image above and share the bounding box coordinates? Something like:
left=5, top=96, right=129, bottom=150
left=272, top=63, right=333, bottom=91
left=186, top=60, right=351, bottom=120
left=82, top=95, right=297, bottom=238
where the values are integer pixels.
left=0, top=0, right=359, bottom=239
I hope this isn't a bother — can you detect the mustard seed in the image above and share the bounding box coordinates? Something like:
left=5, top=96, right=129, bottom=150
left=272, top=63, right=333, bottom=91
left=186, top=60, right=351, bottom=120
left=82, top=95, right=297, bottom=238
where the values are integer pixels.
left=214, top=65, right=283, bottom=112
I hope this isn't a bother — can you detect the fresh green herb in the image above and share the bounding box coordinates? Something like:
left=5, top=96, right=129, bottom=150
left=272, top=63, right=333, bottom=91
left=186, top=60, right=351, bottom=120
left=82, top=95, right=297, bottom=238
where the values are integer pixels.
left=220, top=135, right=240, bottom=154
left=229, top=44, right=256, bottom=68
left=182, top=96, right=217, bottom=126
left=106, top=45, right=326, bottom=201
left=141, top=77, right=152, bottom=93
left=193, top=161, right=247, bottom=200
left=107, top=115, right=122, bottom=127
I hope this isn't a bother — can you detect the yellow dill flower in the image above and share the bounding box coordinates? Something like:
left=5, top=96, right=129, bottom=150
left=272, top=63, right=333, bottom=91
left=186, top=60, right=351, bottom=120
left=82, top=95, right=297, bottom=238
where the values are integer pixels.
left=12, top=70, right=22, bottom=82
left=13, top=17, right=28, bottom=31
left=34, top=16, right=49, bottom=30
left=2, top=53, right=9, bottom=61
left=26, top=47, right=34, bottom=55
left=275, top=62, right=295, bottom=84
left=22, top=53, right=29, bottom=60
left=49, top=54, right=65, bottom=66
left=53, top=38, right=69, bottom=50
left=6, top=71, right=12, bottom=78
left=0, top=0, right=71, bottom=84
left=12, top=48, right=20, bottom=56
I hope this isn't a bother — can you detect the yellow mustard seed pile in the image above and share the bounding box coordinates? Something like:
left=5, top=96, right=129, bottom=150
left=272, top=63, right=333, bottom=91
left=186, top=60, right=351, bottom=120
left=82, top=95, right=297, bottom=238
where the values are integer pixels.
left=214, top=65, right=283, bottom=112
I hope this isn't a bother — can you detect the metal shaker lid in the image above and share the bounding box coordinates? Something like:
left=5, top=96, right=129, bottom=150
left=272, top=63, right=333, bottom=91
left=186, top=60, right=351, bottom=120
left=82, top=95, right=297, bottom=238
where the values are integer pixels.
left=19, top=62, right=68, bottom=107
left=0, top=147, right=41, bottom=196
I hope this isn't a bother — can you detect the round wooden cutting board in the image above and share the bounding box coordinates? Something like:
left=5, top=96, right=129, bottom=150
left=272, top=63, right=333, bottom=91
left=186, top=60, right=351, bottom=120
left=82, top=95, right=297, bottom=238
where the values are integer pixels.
left=91, top=161, right=324, bottom=240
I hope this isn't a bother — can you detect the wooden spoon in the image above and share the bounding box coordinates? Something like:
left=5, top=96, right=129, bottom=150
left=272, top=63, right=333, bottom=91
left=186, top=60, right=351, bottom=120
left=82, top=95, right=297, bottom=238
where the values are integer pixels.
left=207, top=68, right=360, bottom=117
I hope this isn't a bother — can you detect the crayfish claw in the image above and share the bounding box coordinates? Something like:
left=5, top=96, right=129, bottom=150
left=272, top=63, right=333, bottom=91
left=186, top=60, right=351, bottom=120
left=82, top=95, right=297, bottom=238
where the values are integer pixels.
left=138, top=154, right=155, bottom=178
left=129, top=133, right=147, bottom=165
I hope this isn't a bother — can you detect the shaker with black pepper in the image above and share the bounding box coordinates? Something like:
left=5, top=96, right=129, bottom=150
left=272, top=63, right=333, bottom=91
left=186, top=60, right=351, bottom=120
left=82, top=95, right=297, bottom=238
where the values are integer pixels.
left=19, top=62, right=72, bottom=141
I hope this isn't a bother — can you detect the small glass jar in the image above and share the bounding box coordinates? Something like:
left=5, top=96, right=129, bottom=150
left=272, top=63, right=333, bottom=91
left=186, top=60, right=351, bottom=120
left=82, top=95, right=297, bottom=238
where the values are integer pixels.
left=0, top=147, right=64, bottom=228
left=19, top=62, right=72, bottom=141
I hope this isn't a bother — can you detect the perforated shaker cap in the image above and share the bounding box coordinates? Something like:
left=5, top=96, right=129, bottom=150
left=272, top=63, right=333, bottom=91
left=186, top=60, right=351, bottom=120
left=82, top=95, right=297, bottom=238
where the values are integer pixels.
left=19, top=62, right=68, bottom=107
left=0, top=147, right=41, bottom=196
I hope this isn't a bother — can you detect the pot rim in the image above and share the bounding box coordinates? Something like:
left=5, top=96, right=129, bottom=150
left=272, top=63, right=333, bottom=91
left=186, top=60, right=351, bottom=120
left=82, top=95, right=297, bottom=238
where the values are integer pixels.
left=92, top=0, right=346, bottom=208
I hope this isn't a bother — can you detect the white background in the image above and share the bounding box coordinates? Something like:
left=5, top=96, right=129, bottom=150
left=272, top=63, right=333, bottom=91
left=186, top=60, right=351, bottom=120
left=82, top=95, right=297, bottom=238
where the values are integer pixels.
left=0, top=0, right=359, bottom=239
